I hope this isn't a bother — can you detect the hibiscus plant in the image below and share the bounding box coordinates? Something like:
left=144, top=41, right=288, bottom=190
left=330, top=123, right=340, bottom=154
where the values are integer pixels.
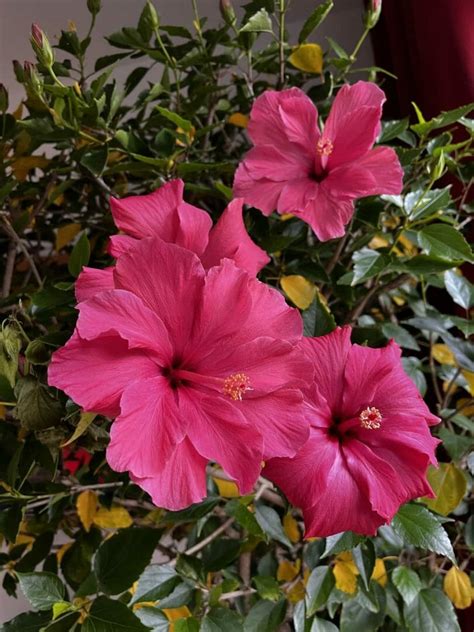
left=0, top=1, right=473, bottom=631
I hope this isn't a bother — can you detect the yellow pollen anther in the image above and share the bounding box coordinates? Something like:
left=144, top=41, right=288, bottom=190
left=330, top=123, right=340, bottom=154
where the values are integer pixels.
left=359, top=406, right=382, bottom=430
left=316, top=138, right=334, bottom=156
left=223, top=373, right=252, bottom=401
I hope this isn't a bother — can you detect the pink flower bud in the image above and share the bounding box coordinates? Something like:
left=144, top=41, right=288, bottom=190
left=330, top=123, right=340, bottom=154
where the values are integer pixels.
left=364, top=0, right=382, bottom=29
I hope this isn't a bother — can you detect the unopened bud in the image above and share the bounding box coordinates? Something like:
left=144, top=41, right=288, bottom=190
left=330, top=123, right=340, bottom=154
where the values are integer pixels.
left=220, top=0, right=236, bottom=26
left=0, top=84, right=8, bottom=113
left=24, top=61, right=43, bottom=95
left=87, top=0, right=102, bottom=15
left=30, top=23, right=54, bottom=69
left=364, top=0, right=382, bottom=29
left=13, top=60, right=25, bottom=82
left=145, top=1, right=160, bottom=30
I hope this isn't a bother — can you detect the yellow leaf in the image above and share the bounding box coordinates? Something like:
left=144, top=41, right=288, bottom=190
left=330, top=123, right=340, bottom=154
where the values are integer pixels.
left=333, top=552, right=359, bottom=594
left=76, top=490, right=98, bottom=532
left=289, top=44, right=323, bottom=74
left=457, top=397, right=474, bottom=417
left=368, top=235, right=389, bottom=250
left=55, top=223, right=82, bottom=251
left=11, top=156, right=49, bottom=182
left=280, top=213, right=294, bottom=221
left=281, top=275, right=316, bottom=310
left=228, top=113, right=249, bottom=128
left=423, top=463, right=467, bottom=515
left=287, top=580, right=306, bottom=603
left=432, top=344, right=456, bottom=366
left=444, top=566, right=472, bottom=609
left=61, top=411, right=97, bottom=447
left=398, top=234, right=418, bottom=256
left=461, top=370, right=474, bottom=395
left=12, top=102, right=23, bottom=120
left=213, top=476, right=239, bottom=498
left=92, top=506, right=133, bottom=529
left=176, top=125, right=195, bottom=147
left=283, top=514, right=300, bottom=544
left=133, top=601, right=157, bottom=611
left=371, top=558, right=387, bottom=587
left=56, top=542, right=73, bottom=563
left=164, top=606, right=191, bottom=632
left=277, top=558, right=301, bottom=582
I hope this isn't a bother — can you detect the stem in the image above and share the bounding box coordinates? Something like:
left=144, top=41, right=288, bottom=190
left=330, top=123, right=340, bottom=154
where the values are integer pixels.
left=0, top=217, right=42, bottom=287
left=351, top=28, right=370, bottom=61
left=2, top=242, right=16, bottom=298
left=278, top=0, right=286, bottom=88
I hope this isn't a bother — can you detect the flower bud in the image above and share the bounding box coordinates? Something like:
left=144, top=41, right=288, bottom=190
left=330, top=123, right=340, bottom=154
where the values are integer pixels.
left=30, top=23, right=54, bottom=69
left=220, top=0, right=236, bottom=26
left=87, top=0, right=102, bottom=15
left=144, top=0, right=160, bottom=30
left=24, top=61, right=43, bottom=96
left=13, top=60, right=25, bottom=82
left=0, top=84, right=8, bottom=113
left=364, top=0, right=382, bottom=29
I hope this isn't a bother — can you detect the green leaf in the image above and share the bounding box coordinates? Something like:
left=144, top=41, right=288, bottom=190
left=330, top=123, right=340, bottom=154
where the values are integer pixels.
left=352, top=541, right=375, bottom=591
left=202, top=538, right=242, bottom=572
left=61, top=411, right=97, bottom=447
left=392, top=566, right=422, bottom=605
left=240, top=9, right=273, bottom=34
left=80, top=147, right=108, bottom=177
left=310, top=618, right=339, bottom=632
left=131, top=564, right=179, bottom=604
left=255, top=505, right=292, bottom=548
left=381, top=323, right=419, bottom=351
left=155, top=105, right=193, bottom=133
left=201, top=608, right=243, bottom=632
left=404, top=187, right=452, bottom=221
left=94, top=527, right=161, bottom=594
left=379, top=118, right=410, bottom=143
left=14, top=377, right=64, bottom=430
left=174, top=619, right=200, bottom=632
left=306, top=566, right=335, bottom=616
left=322, top=531, right=364, bottom=557
left=465, top=515, right=474, bottom=550
left=0, top=326, right=21, bottom=388
left=164, top=497, right=220, bottom=523
left=351, top=248, right=389, bottom=285
left=0, top=611, right=50, bottom=632
left=225, top=500, right=264, bottom=537
left=82, top=596, right=149, bottom=632
left=391, top=504, right=455, bottom=563
left=444, top=270, right=473, bottom=310
left=340, top=597, right=385, bottom=632
left=418, top=224, right=473, bottom=262
left=400, top=255, right=457, bottom=275
left=243, top=599, right=286, bottom=632
left=68, top=231, right=91, bottom=278
left=298, top=0, right=333, bottom=43
left=303, top=292, right=337, bottom=337
left=156, top=581, right=194, bottom=609
left=442, top=333, right=474, bottom=372
left=253, top=576, right=281, bottom=601
left=17, top=572, right=66, bottom=611
left=404, top=588, right=460, bottom=632
left=134, top=607, right=169, bottom=632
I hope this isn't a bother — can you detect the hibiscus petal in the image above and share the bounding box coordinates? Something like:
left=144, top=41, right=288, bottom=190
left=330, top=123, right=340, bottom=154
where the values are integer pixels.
left=106, top=376, right=187, bottom=478
left=48, top=332, right=158, bottom=417
left=233, top=163, right=286, bottom=215
left=241, top=146, right=312, bottom=182
left=295, top=188, right=355, bottom=242
left=201, top=198, right=270, bottom=275
left=277, top=178, right=317, bottom=215
left=130, top=438, right=208, bottom=511
left=75, top=266, right=115, bottom=302
left=300, top=327, right=352, bottom=413
left=328, top=106, right=383, bottom=169
left=108, top=234, right=138, bottom=258
left=176, top=201, right=212, bottom=256
left=76, top=289, right=173, bottom=363
left=239, top=389, right=309, bottom=459
left=114, top=238, right=205, bottom=354
left=183, top=390, right=263, bottom=494
left=278, top=94, right=319, bottom=155
left=324, top=81, right=385, bottom=143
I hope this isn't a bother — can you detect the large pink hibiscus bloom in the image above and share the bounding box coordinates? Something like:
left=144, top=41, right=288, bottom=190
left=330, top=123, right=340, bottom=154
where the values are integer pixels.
left=264, top=327, right=439, bottom=537
left=49, top=238, right=311, bottom=510
left=76, top=179, right=269, bottom=301
left=233, top=81, right=403, bottom=241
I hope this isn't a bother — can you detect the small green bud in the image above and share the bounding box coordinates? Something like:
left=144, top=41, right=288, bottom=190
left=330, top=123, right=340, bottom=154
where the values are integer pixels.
left=0, top=84, right=9, bottom=113
left=13, top=60, right=25, bottom=82
left=364, top=0, right=382, bottom=29
left=24, top=61, right=43, bottom=96
left=87, top=0, right=102, bottom=15
left=30, top=23, right=54, bottom=69
left=144, top=0, right=160, bottom=30
left=220, top=0, right=236, bottom=26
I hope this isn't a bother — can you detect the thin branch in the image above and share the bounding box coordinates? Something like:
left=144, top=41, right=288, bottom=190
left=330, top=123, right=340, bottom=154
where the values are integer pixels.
left=346, top=274, right=411, bottom=324
left=0, top=216, right=42, bottom=287
left=219, top=588, right=257, bottom=601
left=2, top=242, right=16, bottom=298
left=169, top=516, right=235, bottom=567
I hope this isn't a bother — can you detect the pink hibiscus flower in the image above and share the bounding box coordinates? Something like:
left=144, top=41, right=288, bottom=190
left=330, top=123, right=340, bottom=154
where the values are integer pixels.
left=49, top=238, right=311, bottom=510
left=76, top=179, right=269, bottom=302
left=264, top=327, right=440, bottom=537
left=233, top=81, right=403, bottom=241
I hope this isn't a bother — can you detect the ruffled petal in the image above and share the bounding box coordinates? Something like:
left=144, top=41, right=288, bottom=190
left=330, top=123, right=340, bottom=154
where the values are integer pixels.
left=130, top=438, right=208, bottom=511
left=183, top=390, right=263, bottom=495
left=239, top=145, right=312, bottom=182
left=75, top=266, right=115, bottom=302
left=76, top=289, right=173, bottom=363
left=48, top=332, right=158, bottom=417
left=201, top=198, right=270, bottom=275
left=108, top=234, right=138, bottom=258
left=106, top=376, right=187, bottom=478
left=295, top=188, right=355, bottom=242
left=113, top=238, right=205, bottom=354
left=233, top=163, right=286, bottom=215
left=278, top=93, right=319, bottom=154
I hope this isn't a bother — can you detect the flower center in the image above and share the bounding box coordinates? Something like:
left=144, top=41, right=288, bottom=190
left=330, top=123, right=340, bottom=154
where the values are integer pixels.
left=316, top=138, right=333, bottom=156
left=222, top=372, right=252, bottom=401
left=359, top=406, right=382, bottom=430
